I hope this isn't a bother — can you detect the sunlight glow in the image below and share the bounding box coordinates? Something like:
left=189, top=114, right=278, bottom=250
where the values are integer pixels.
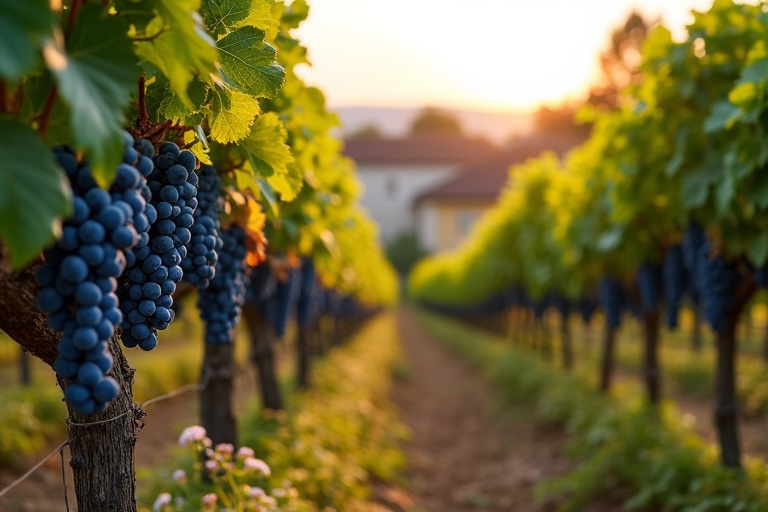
left=295, top=0, right=715, bottom=111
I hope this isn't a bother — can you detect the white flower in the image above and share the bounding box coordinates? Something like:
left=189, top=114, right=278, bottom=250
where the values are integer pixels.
left=271, top=487, right=287, bottom=499
left=172, top=469, right=187, bottom=484
left=244, top=457, right=271, bottom=477
left=178, top=426, right=208, bottom=447
left=152, top=492, right=172, bottom=512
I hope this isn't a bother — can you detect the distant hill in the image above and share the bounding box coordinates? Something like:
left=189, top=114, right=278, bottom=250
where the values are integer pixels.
left=333, top=107, right=535, bottom=146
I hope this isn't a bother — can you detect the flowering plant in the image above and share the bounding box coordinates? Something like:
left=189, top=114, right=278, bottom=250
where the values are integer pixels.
left=150, top=426, right=306, bottom=512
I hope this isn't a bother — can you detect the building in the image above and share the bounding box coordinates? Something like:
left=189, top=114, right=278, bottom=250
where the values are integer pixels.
left=344, top=134, right=584, bottom=254
left=343, top=136, right=497, bottom=243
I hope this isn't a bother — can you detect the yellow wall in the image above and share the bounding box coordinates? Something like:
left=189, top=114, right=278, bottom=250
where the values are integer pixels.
left=433, top=199, right=492, bottom=252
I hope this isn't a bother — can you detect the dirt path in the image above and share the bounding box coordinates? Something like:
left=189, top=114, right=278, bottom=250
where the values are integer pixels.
left=390, top=308, right=611, bottom=512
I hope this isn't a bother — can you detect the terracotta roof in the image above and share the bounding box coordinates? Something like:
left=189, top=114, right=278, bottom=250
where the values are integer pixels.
left=415, top=134, right=585, bottom=204
left=343, top=136, right=497, bottom=165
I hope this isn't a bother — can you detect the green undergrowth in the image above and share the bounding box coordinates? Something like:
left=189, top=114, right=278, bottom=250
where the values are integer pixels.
left=240, top=311, right=408, bottom=511
left=415, top=308, right=768, bottom=512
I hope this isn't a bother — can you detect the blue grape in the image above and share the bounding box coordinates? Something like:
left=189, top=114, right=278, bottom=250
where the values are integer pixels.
left=198, top=226, right=249, bottom=344
left=181, top=164, right=221, bottom=290
left=38, top=133, right=151, bottom=414
left=635, top=261, right=663, bottom=313
left=698, top=241, right=739, bottom=333
left=598, top=276, right=624, bottom=330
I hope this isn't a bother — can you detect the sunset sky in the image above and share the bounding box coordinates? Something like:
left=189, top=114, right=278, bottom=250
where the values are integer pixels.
left=295, top=0, right=715, bottom=112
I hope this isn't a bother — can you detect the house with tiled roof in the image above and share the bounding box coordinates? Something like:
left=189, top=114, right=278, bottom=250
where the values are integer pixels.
left=344, top=133, right=584, bottom=254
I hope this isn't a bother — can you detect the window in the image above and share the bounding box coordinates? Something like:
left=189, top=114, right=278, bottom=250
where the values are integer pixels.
left=456, top=210, right=480, bottom=235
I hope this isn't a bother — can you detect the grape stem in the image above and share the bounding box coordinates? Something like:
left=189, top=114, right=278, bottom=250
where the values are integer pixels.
left=137, top=76, right=149, bottom=123
left=37, top=84, right=58, bottom=138
left=0, top=79, right=7, bottom=114
left=65, top=0, right=83, bottom=35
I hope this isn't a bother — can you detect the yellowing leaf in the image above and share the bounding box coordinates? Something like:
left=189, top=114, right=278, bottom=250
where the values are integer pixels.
left=208, top=86, right=261, bottom=143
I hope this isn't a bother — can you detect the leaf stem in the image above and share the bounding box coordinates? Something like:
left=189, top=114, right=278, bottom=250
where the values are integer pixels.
left=0, top=80, right=7, bottom=114
left=138, top=76, right=149, bottom=122
left=128, top=28, right=168, bottom=42
left=65, top=0, right=83, bottom=35
left=38, top=84, right=58, bottom=138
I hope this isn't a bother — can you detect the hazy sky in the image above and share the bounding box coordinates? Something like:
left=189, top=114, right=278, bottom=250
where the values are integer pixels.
left=294, top=0, right=715, bottom=112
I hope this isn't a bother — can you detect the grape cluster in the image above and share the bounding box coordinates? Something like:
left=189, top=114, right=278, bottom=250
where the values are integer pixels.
left=550, top=293, right=571, bottom=319
left=199, top=226, right=250, bottom=343
left=181, top=164, right=222, bottom=289
left=118, top=142, right=198, bottom=350
left=296, top=259, right=317, bottom=329
left=577, top=297, right=598, bottom=324
left=598, top=276, right=623, bottom=330
left=683, top=222, right=706, bottom=300
left=755, top=264, right=768, bottom=288
left=36, top=131, right=148, bottom=414
left=698, top=241, right=739, bottom=333
left=635, top=262, right=663, bottom=313
left=663, top=244, right=688, bottom=328
left=270, top=267, right=298, bottom=338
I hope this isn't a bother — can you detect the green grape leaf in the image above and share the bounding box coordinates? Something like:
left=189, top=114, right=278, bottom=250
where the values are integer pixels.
left=0, top=0, right=52, bottom=80
left=135, top=0, right=218, bottom=108
left=208, top=86, right=261, bottom=143
left=201, top=0, right=252, bottom=37
left=47, top=4, right=137, bottom=187
left=201, top=0, right=279, bottom=41
left=0, top=118, right=72, bottom=268
left=234, top=0, right=280, bottom=41
left=704, top=100, right=742, bottom=133
left=748, top=231, right=768, bottom=267
left=256, top=177, right=279, bottom=215
left=239, top=112, right=300, bottom=201
left=217, top=26, right=285, bottom=98
left=160, top=78, right=210, bottom=125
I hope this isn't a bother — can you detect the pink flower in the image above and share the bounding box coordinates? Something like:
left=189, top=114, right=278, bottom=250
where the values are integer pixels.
left=178, top=426, right=208, bottom=447
left=152, top=492, right=172, bottom=512
left=244, top=457, right=271, bottom=477
left=236, top=446, right=255, bottom=459
left=204, top=460, right=219, bottom=473
left=201, top=493, right=218, bottom=509
left=248, top=486, right=266, bottom=499
left=215, top=443, right=234, bottom=456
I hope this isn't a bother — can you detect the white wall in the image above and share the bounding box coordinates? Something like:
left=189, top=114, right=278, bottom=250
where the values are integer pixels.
left=356, top=163, right=458, bottom=243
left=414, top=202, right=439, bottom=252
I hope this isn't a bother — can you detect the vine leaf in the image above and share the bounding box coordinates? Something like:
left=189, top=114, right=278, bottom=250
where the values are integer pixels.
left=240, top=112, right=300, bottom=201
left=46, top=4, right=137, bottom=188
left=201, top=0, right=280, bottom=40
left=0, top=0, right=52, bottom=80
left=134, top=0, right=219, bottom=108
left=217, top=26, right=284, bottom=98
left=0, top=117, right=72, bottom=268
left=208, top=86, right=261, bottom=143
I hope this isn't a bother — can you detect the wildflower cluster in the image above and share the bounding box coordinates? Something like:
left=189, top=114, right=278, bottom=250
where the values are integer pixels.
left=150, top=426, right=305, bottom=512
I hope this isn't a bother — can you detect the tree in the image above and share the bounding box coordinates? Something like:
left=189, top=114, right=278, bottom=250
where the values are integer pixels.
left=409, top=107, right=463, bottom=137
left=588, top=11, right=652, bottom=110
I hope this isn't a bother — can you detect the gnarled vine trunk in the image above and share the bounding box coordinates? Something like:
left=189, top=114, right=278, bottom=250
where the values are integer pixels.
left=200, top=343, right=237, bottom=446
left=243, top=303, right=283, bottom=410
left=642, top=311, right=661, bottom=405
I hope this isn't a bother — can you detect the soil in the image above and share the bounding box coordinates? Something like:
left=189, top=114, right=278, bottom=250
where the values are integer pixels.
left=386, top=308, right=618, bottom=512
